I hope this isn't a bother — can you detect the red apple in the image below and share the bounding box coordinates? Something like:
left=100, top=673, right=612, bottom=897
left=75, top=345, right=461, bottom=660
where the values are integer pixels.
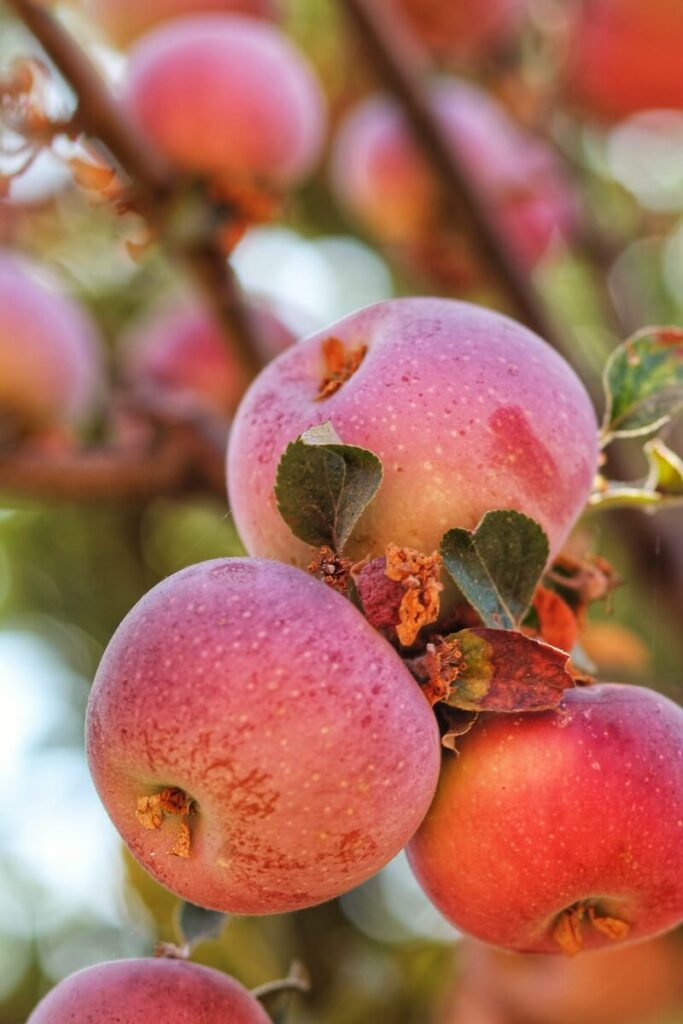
left=122, top=16, right=326, bottom=187
left=86, top=557, right=440, bottom=914
left=407, top=683, right=683, bottom=954
left=121, top=298, right=295, bottom=415
left=27, top=958, right=270, bottom=1023
left=227, top=298, right=598, bottom=567
left=439, top=934, right=683, bottom=1024
left=0, top=251, right=102, bottom=430
left=566, top=0, right=683, bottom=120
left=389, top=0, right=525, bottom=57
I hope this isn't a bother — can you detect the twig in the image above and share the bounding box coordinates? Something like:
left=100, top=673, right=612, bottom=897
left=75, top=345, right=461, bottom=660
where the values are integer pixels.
left=0, top=421, right=226, bottom=503
left=4, top=0, right=264, bottom=379
left=341, top=0, right=568, bottom=356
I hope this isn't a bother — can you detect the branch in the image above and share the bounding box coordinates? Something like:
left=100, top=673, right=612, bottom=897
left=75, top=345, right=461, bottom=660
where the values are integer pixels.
left=0, top=419, right=227, bottom=503
left=340, top=0, right=568, bottom=358
left=5, top=0, right=264, bottom=379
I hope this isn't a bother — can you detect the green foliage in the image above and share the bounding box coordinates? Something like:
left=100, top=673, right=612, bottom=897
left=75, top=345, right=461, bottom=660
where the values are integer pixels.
left=274, top=423, right=382, bottom=552
left=601, top=327, right=683, bottom=442
left=440, top=511, right=549, bottom=630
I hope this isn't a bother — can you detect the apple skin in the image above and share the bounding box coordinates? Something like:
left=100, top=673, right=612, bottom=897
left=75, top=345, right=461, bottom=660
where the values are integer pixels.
left=0, top=252, right=102, bottom=429
left=227, top=297, right=598, bottom=567
left=407, top=683, right=683, bottom=954
left=26, top=958, right=271, bottom=1023
left=390, top=0, right=525, bottom=57
left=121, top=299, right=295, bottom=415
left=87, top=0, right=277, bottom=49
left=86, top=557, right=440, bottom=914
left=122, top=16, right=326, bottom=187
left=439, top=934, right=683, bottom=1024
left=567, top=0, right=683, bottom=121
left=329, top=81, right=576, bottom=264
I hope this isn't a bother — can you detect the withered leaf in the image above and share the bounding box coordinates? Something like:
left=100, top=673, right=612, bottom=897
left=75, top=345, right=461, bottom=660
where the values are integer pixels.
left=442, top=627, right=574, bottom=713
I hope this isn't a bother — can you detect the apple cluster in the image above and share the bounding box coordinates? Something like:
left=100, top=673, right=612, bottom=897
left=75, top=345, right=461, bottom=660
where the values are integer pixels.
left=17, top=0, right=683, bottom=1017
left=78, top=296, right=682, bottom=980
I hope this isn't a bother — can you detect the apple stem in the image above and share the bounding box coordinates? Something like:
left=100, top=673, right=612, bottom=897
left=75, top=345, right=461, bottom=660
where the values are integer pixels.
left=251, top=960, right=311, bottom=1003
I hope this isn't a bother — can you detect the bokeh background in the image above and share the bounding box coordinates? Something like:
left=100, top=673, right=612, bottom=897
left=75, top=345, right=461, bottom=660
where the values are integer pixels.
left=0, top=0, right=682, bottom=1021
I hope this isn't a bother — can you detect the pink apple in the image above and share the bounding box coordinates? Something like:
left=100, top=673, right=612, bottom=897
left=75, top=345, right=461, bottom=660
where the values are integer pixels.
left=0, top=251, right=102, bottom=430
left=407, top=683, right=683, bottom=954
left=227, top=297, right=598, bottom=567
left=27, top=958, right=270, bottom=1023
left=121, top=298, right=295, bottom=415
left=122, top=16, right=326, bottom=187
left=86, top=557, right=440, bottom=913
left=329, top=80, right=576, bottom=264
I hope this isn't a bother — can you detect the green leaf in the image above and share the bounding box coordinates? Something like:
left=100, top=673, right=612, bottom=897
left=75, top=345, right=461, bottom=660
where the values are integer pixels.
left=589, top=438, right=683, bottom=510
left=274, top=423, right=382, bottom=552
left=443, top=628, right=573, bottom=713
left=440, top=510, right=549, bottom=629
left=177, top=902, right=227, bottom=950
left=644, top=438, right=683, bottom=496
left=601, top=327, right=683, bottom=442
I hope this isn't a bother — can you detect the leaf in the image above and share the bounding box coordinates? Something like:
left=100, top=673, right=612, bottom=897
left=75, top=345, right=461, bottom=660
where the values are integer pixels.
left=440, top=510, right=549, bottom=629
left=601, top=326, right=683, bottom=442
left=274, top=423, right=382, bottom=552
left=443, top=627, right=573, bottom=713
left=589, top=438, right=683, bottom=510
left=177, top=902, right=227, bottom=951
left=644, top=438, right=683, bottom=496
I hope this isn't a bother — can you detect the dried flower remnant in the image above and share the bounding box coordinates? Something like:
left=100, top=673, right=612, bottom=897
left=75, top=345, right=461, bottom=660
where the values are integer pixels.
left=552, top=900, right=630, bottom=956
left=136, top=786, right=195, bottom=858
left=384, top=544, right=443, bottom=646
left=307, top=545, right=352, bottom=593
left=316, top=336, right=367, bottom=400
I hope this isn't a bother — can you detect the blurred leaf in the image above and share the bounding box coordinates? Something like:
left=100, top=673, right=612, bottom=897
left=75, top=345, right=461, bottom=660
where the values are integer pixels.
left=644, top=438, right=683, bottom=496
left=589, top=438, right=683, bottom=509
left=443, top=628, right=573, bottom=713
left=177, top=902, right=227, bottom=951
left=441, top=510, right=549, bottom=629
left=601, top=326, right=683, bottom=441
left=274, top=422, right=382, bottom=552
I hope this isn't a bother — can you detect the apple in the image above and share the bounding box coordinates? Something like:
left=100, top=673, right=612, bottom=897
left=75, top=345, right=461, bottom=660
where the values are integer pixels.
left=566, top=0, right=683, bottom=120
left=87, top=0, right=277, bottom=49
left=227, top=297, right=598, bottom=567
left=329, top=80, right=576, bottom=265
left=86, top=557, right=440, bottom=914
left=121, top=298, right=295, bottom=415
left=407, top=683, right=683, bottom=954
left=0, top=251, right=102, bottom=430
left=389, top=0, right=525, bottom=57
left=439, top=934, right=683, bottom=1024
left=122, top=16, right=326, bottom=187
left=27, top=958, right=271, bottom=1023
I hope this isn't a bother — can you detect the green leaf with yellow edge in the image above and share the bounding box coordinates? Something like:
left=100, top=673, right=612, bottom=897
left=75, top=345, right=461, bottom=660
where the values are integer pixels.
left=443, top=627, right=573, bottom=713
left=601, top=326, right=683, bottom=442
left=589, top=438, right=683, bottom=510
left=440, top=510, right=549, bottom=630
left=274, top=422, right=382, bottom=552
left=644, top=438, right=683, bottom=496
